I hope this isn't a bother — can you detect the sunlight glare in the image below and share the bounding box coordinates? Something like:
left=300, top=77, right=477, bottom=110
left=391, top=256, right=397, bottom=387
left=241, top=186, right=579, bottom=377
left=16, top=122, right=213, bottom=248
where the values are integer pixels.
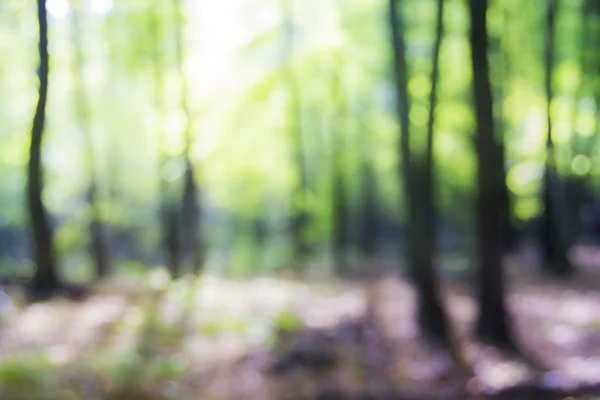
left=90, top=0, right=113, bottom=15
left=149, top=268, right=171, bottom=291
left=571, top=154, right=590, bottom=176
left=46, top=0, right=69, bottom=18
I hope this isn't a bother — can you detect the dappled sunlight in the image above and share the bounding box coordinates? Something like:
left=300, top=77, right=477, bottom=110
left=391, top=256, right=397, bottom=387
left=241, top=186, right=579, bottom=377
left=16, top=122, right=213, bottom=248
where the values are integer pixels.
left=108, top=305, right=145, bottom=352
left=3, top=301, right=71, bottom=351
left=2, top=0, right=600, bottom=397
left=0, top=271, right=598, bottom=398
left=474, top=361, right=530, bottom=393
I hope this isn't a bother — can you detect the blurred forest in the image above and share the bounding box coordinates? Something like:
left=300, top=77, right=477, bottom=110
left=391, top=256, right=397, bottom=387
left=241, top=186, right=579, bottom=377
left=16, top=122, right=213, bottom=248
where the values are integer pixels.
left=1, top=0, right=600, bottom=398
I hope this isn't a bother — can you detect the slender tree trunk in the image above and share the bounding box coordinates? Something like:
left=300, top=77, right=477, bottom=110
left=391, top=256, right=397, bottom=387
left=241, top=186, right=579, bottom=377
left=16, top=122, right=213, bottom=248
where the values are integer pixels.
left=388, top=0, right=450, bottom=344
left=151, top=2, right=181, bottom=277
left=415, top=0, right=451, bottom=343
left=330, top=71, right=349, bottom=274
left=174, top=0, right=204, bottom=274
left=28, top=0, right=62, bottom=299
left=469, top=0, right=515, bottom=348
left=283, top=0, right=309, bottom=266
left=71, top=1, right=110, bottom=279
left=542, top=0, right=573, bottom=276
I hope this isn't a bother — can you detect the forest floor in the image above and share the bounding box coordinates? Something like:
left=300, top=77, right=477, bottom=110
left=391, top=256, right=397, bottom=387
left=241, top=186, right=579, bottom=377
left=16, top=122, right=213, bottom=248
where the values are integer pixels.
left=0, top=247, right=599, bottom=399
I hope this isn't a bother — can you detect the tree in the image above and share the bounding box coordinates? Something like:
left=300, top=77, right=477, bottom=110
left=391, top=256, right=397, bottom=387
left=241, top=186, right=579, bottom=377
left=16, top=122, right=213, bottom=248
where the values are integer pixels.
left=330, top=67, right=350, bottom=274
left=541, top=0, right=573, bottom=276
left=469, top=0, right=515, bottom=348
left=71, top=0, right=111, bottom=279
left=27, top=0, right=62, bottom=299
left=282, top=0, right=310, bottom=266
left=357, top=159, right=378, bottom=261
left=388, top=0, right=451, bottom=345
left=563, top=0, right=600, bottom=245
left=489, top=3, right=517, bottom=253
left=174, top=0, right=204, bottom=275
left=150, top=1, right=181, bottom=278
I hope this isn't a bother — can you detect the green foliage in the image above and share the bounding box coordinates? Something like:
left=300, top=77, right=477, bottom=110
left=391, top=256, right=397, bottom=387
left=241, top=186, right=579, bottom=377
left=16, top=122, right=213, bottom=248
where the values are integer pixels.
left=273, top=309, right=303, bottom=335
left=0, top=0, right=599, bottom=274
left=0, top=354, right=74, bottom=400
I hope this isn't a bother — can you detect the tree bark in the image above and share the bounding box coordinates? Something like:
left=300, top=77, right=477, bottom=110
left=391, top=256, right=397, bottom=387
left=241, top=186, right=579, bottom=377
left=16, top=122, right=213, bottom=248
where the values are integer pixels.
left=542, top=0, right=573, bottom=276
left=489, top=11, right=517, bottom=253
left=357, top=161, right=378, bottom=259
left=469, top=0, right=515, bottom=348
left=388, top=0, right=450, bottom=344
left=174, top=0, right=204, bottom=274
left=28, top=0, right=62, bottom=299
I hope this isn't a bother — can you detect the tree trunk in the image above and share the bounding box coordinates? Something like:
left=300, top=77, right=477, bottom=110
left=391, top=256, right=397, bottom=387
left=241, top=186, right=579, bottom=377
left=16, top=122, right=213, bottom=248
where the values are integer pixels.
left=330, top=71, right=349, bottom=274
left=71, top=2, right=111, bottom=279
left=357, top=161, right=378, bottom=260
left=28, top=0, right=62, bottom=299
left=165, top=205, right=182, bottom=279
left=489, top=2, right=517, bottom=253
left=542, top=0, right=573, bottom=276
left=181, top=160, right=203, bottom=272
left=388, top=0, right=450, bottom=344
left=417, top=0, right=451, bottom=343
left=150, top=2, right=181, bottom=277
left=174, top=0, right=203, bottom=274
left=469, top=0, right=515, bottom=348
left=283, top=0, right=309, bottom=267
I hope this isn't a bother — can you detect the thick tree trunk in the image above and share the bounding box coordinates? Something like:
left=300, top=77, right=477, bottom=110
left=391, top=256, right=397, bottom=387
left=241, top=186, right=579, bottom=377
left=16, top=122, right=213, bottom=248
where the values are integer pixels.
left=388, top=0, right=450, bottom=344
left=469, top=0, right=515, bottom=348
left=28, top=0, right=62, bottom=299
left=489, top=3, right=517, bottom=253
left=71, top=3, right=111, bottom=279
left=542, top=0, right=573, bottom=276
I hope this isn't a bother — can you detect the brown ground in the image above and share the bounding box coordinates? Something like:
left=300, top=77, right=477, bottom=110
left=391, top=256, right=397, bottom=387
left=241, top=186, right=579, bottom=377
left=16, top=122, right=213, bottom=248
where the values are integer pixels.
left=0, top=246, right=599, bottom=399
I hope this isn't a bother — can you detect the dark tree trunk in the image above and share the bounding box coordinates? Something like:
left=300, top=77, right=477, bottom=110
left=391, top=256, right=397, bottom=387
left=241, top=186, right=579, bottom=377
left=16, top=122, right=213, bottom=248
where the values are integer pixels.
left=165, top=205, right=182, bottom=279
left=469, top=0, right=515, bottom=348
left=542, top=0, right=573, bottom=276
left=416, top=0, right=451, bottom=344
left=151, top=2, right=181, bottom=277
left=357, top=162, right=378, bottom=259
left=563, top=0, right=600, bottom=245
left=27, top=0, right=62, bottom=300
left=388, top=0, right=450, bottom=345
left=175, top=0, right=203, bottom=275
left=489, top=3, right=517, bottom=254
left=181, top=160, right=203, bottom=272
left=71, top=3, right=111, bottom=279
